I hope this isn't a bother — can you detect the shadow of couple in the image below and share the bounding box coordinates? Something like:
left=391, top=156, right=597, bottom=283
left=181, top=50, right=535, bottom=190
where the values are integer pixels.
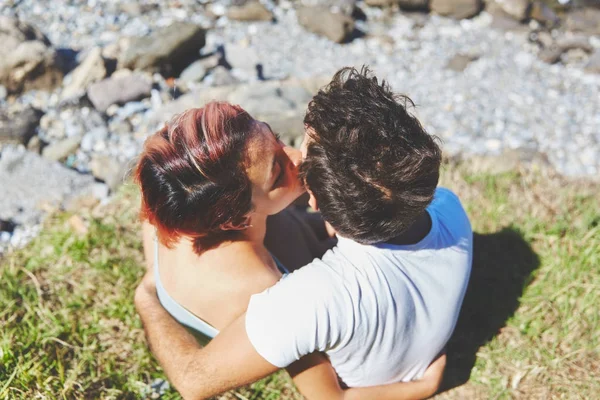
left=440, top=228, right=540, bottom=394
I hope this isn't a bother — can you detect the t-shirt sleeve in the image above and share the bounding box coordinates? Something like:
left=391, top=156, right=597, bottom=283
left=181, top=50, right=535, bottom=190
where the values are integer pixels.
left=245, top=263, right=331, bottom=368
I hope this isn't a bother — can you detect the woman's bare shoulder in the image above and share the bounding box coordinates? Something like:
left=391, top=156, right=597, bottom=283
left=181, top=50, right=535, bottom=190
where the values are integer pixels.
left=183, top=243, right=283, bottom=329
left=218, top=243, right=283, bottom=294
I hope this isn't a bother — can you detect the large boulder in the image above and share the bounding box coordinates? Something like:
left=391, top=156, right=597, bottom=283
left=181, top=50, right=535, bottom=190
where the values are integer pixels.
left=0, top=107, right=44, bottom=146
left=296, top=7, right=355, bottom=43
left=118, top=23, right=206, bottom=76
left=0, top=16, right=65, bottom=94
left=87, top=74, right=153, bottom=113
left=430, top=0, right=483, bottom=19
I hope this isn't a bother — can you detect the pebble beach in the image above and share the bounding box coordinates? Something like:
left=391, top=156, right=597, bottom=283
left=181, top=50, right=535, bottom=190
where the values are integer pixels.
left=1, top=0, right=599, bottom=253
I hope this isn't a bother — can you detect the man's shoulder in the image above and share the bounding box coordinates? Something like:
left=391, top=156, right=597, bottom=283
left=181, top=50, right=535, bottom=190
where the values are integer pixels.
left=281, top=255, right=342, bottom=289
left=431, top=187, right=470, bottom=227
left=433, top=187, right=462, bottom=207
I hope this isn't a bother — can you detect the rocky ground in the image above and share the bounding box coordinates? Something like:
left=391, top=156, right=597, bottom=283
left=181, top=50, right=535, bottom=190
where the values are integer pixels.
left=1, top=0, right=599, bottom=255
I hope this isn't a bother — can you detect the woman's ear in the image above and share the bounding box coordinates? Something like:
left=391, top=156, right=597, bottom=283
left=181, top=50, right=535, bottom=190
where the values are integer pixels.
left=221, top=215, right=252, bottom=231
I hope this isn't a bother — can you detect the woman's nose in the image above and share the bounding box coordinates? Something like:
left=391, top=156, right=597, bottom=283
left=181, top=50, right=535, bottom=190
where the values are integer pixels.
left=284, top=146, right=302, bottom=168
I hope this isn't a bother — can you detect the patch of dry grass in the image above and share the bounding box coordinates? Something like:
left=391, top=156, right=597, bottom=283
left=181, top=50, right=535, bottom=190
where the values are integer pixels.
left=0, top=159, right=598, bottom=399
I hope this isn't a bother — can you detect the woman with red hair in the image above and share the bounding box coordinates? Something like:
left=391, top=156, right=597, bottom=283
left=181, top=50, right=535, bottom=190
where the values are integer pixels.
left=135, top=102, right=444, bottom=399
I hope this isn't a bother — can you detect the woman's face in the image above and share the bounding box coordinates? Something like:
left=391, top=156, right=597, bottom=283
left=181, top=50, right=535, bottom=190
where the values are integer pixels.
left=245, top=120, right=305, bottom=216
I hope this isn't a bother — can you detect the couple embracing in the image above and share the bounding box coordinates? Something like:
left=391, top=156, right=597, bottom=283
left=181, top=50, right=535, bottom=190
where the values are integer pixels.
left=134, top=66, right=473, bottom=400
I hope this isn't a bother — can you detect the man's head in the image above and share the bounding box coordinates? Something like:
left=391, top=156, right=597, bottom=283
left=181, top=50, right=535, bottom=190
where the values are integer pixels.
left=299, top=66, right=442, bottom=244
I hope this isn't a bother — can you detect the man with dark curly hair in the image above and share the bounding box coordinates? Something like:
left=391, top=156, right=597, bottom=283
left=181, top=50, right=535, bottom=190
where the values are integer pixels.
left=135, top=66, right=473, bottom=399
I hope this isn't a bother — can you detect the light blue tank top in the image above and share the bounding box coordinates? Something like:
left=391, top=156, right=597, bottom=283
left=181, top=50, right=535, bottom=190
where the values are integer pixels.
left=154, top=237, right=288, bottom=342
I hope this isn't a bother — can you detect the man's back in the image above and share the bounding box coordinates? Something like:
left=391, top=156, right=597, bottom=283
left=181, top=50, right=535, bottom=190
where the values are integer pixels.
left=246, top=187, right=472, bottom=386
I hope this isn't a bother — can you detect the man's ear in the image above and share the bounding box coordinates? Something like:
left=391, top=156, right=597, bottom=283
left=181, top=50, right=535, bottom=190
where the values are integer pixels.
left=221, top=215, right=252, bottom=231
left=307, top=189, right=318, bottom=212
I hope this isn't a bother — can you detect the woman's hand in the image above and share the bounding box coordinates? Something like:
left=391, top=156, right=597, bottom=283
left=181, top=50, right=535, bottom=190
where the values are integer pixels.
left=421, top=353, right=447, bottom=397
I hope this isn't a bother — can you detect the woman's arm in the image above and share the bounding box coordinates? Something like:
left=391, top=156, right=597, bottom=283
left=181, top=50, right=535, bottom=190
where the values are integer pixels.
left=287, top=352, right=445, bottom=400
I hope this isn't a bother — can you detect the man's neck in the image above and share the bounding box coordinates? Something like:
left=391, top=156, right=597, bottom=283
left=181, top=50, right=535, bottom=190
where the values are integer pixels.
left=384, top=211, right=432, bottom=246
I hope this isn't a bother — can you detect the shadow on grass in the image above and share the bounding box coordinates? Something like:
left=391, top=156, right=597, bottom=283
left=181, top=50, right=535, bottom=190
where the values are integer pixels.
left=440, top=228, right=540, bottom=392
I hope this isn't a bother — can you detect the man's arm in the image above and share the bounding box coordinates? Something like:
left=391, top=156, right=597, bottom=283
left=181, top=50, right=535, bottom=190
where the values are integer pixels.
left=135, top=273, right=445, bottom=400
left=134, top=273, right=279, bottom=399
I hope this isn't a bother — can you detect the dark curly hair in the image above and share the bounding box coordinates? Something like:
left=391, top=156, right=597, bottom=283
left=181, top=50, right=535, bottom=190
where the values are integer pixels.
left=300, top=66, right=442, bottom=244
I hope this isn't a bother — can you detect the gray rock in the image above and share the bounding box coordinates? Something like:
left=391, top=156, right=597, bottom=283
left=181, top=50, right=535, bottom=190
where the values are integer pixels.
left=179, top=55, right=220, bottom=83
left=0, top=85, right=7, bottom=101
left=206, top=66, right=239, bottom=86
left=27, top=135, right=42, bottom=154
left=557, top=37, right=594, bottom=54
left=585, top=51, right=600, bottom=74
left=565, top=8, right=600, bottom=35
left=120, top=2, right=143, bottom=16
left=227, top=2, right=274, bottom=21
left=224, top=44, right=259, bottom=74
left=179, top=61, right=208, bottom=83
left=0, top=145, right=95, bottom=226
left=529, top=2, right=559, bottom=26
left=538, top=45, right=564, bottom=64
left=89, top=155, right=128, bottom=191
left=0, top=107, right=44, bottom=146
left=446, top=53, right=479, bottom=72
left=62, top=47, right=107, bottom=99
left=0, top=16, right=65, bottom=94
left=87, top=75, right=153, bottom=112
left=296, top=7, right=355, bottom=43
left=42, top=135, right=82, bottom=161
left=259, top=112, right=306, bottom=144
left=490, top=13, right=525, bottom=30
left=487, top=0, right=530, bottom=21
left=430, top=0, right=482, bottom=19
left=118, top=23, right=206, bottom=76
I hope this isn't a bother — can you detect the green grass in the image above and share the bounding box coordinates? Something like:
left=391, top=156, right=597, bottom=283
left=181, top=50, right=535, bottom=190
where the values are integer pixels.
left=0, top=160, right=598, bottom=399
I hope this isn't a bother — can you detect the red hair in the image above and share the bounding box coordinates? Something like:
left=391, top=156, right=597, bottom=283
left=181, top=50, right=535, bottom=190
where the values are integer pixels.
left=135, top=102, right=255, bottom=253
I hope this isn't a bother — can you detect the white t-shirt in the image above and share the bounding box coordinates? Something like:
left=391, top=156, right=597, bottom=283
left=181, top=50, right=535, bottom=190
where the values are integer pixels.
left=246, top=187, right=473, bottom=387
